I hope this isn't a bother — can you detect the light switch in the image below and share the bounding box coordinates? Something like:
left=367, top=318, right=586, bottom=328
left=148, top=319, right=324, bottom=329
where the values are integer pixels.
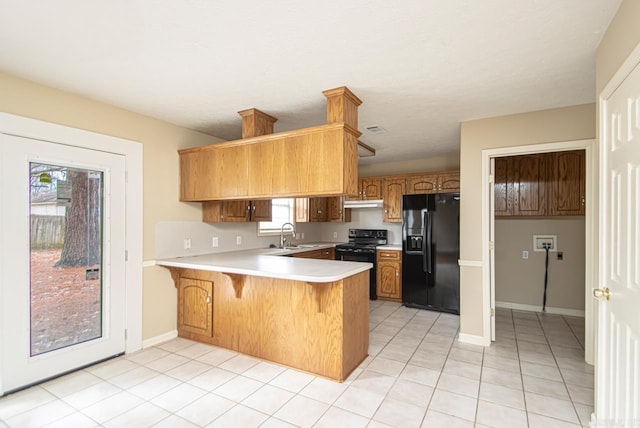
left=522, top=250, right=529, bottom=259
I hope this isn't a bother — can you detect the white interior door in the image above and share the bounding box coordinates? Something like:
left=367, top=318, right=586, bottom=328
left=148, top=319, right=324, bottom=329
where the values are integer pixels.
left=489, top=158, right=496, bottom=341
left=596, top=61, right=640, bottom=425
left=0, top=134, right=126, bottom=393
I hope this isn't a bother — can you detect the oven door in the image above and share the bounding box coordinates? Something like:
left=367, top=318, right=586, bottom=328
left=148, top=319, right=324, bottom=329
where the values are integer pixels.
left=335, top=248, right=377, bottom=300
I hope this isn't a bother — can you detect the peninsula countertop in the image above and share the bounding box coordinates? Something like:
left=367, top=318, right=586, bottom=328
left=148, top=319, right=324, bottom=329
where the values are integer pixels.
left=155, top=245, right=372, bottom=283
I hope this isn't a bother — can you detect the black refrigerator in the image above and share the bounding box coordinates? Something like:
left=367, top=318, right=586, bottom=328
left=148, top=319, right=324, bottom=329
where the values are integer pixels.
left=402, top=193, right=460, bottom=314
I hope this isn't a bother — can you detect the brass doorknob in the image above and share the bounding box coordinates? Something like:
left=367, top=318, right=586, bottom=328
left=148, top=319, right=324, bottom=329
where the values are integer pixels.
left=593, top=287, right=611, bottom=300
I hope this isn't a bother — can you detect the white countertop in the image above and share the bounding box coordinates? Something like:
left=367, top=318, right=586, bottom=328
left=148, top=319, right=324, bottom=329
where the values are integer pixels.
left=377, top=245, right=402, bottom=251
left=155, top=244, right=372, bottom=283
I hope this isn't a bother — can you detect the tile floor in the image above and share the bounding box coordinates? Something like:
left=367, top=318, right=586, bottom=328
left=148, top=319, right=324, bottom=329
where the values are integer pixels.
left=0, top=301, right=593, bottom=427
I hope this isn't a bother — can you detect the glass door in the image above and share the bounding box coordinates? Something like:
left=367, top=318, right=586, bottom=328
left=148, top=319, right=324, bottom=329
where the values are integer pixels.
left=1, top=135, right=126, bottom=393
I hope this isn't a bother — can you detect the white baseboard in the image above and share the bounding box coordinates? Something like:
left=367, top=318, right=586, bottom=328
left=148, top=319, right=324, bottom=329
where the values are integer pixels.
left=142, top=330, right=178, bottom=348
left=495, top=301, right=585, bottom=318
left=458, top=333, right=490, bottom=347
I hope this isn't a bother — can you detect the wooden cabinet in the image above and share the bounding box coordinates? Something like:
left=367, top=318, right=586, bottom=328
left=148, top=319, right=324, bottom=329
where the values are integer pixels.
left=202, top=200, right=272, bottom=222
left=327, top=196, right=351, bottom=222
left=438, top=171, right=460, bottom=192
left=292, top=247, right=335, bottom=260
left=406, top=174, right=439, bottom=194
left=382, top=178, right=405, bottom=223
left=376, top=250, right=401, bottom=301
left=548, top=150, right=585, bottom=216
left=178, top=277, right=213, bottom=338
left=362, top=178, right=382, bottom=200
left=495, top=150, right=584, bottom=217
left=296, top=197, right=350, bottom=223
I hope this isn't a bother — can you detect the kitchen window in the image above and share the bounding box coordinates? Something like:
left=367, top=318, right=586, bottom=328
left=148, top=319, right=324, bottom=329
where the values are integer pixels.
left=258, top=198, right=295, bottom=235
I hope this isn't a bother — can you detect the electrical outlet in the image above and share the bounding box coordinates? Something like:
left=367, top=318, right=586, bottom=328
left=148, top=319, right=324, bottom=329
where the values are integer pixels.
left=333, top=231, right=338, bottom=238
left=557, top=251, right=564, bottom=260
left=522, top=250, right=529, bottom=259
left=236, top=235, right=242, bottom=245
left=212, top=237, right=219, bottom=248
left=300, top=232, right=304, bottom=239
left=533, top=235, right=557, bottom=252
left=183, top=238, right=191, bottom=250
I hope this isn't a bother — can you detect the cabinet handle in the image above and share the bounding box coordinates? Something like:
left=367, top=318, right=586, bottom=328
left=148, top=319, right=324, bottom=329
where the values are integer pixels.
left=206, top=295, right=211, bottom=304
left=396, top=272, right=399, bottom=276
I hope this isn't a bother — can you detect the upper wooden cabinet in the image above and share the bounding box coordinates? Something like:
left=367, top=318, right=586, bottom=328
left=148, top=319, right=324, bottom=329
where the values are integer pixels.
left=406, top=174, right=438, bottom=194
left=202, top=200, right=272, bottom=223
left=495, top=150, right=585, bottom=217
left=180, top=88, right=361, bottom=202
left=438, top=171, right=460, bottom=192
left=382, top=178, right=405, bottom=223
left=347, top=177, right=381, bottom=200
left=548, top=150, right=585, bottom=216
left=296, top=196, right=351, bottom=223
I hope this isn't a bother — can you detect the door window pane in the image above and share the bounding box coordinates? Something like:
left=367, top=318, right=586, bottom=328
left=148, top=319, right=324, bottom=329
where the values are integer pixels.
left=29, top=163, right=103, bottom=356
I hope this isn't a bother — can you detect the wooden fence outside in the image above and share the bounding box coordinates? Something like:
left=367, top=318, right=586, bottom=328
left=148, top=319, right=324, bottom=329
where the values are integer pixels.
left=31, top=215, right=65, bottom=249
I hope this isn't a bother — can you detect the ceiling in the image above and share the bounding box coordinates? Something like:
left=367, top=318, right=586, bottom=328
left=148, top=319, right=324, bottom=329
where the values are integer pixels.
left=0, top=1, right=621, bottom=165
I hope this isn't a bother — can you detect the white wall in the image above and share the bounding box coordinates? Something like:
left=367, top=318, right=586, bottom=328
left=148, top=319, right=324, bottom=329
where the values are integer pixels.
left=319, top=208, right=403, bottom=245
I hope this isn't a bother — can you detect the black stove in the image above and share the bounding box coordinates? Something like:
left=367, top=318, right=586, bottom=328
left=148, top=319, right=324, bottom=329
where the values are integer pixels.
left=335, top=229, right=388, bottom=299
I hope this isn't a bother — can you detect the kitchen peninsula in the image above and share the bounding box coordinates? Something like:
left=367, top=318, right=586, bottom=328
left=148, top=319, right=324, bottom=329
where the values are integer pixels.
left=156, top=247, right=371, bottom=381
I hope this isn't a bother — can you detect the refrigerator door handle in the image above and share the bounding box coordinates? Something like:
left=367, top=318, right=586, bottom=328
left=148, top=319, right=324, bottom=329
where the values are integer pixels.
left=424, top=211, right=432, bottom=274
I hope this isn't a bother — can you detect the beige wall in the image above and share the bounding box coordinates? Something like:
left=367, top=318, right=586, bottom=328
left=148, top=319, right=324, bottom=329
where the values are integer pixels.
left=459, top=104, right=595, bottom=338
left=596, top=0, right=640, bottom=94
left=358, top=153, right=459, bottom=177
left=0, top=72, right=222, bottom=340
left=495, top=218, right=585, bottom=311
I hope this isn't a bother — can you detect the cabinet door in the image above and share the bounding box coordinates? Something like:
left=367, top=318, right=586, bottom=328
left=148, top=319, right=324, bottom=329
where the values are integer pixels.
left=438, top=171, right=460, bottom=192
left=327, top=196, right=351, bottom=222
left=222, top=201, right=250, bottom=222
left=178, top=278, right=213, bottom=337
left=362, top=178, right=381, bottom=200
left=309, top=197, right=328, bottom=222
left=250, top=200, right=272, bottom=221
left=494, top=157, right=511, bottom=217
left=548, top=150, right=585, bottom=216
left=382, top=178, right=405, bottom=223
left=346, top=178, right=363, bottom=201
left=406, top=174, right=438, bottom=194
left=377, top=260, right=401, bottom=300
left=512, top=154, right=547, bottom=216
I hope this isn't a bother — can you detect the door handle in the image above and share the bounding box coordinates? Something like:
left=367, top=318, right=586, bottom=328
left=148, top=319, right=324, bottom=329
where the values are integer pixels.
left=593, top=287, right=611, bottom=300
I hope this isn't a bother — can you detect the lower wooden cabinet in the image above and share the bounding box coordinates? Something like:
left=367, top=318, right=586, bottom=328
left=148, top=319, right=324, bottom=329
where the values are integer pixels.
left=292, top=247, right=335, bottom=260
left=376, top=249, right=402, bottom=301
left=178, top=277, right=213, bottom=337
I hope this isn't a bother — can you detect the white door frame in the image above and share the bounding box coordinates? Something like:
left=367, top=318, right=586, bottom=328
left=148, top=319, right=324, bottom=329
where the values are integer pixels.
left=0, top=113, right=143, bottom=395
left=481, top=139, right=597, bottom=364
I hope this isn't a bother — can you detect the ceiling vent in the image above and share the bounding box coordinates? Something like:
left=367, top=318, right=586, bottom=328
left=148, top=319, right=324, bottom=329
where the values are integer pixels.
left=365, top=125, right=387, bottom=134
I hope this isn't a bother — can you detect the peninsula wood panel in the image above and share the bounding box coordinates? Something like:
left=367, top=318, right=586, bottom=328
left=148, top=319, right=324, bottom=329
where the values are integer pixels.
left=178, top=278, right=213, bottom=337
left=168, top=268, right=369, bottom=381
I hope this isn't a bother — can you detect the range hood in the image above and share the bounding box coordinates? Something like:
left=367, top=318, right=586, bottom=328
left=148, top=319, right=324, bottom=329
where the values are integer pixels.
left=343, top=199, right=384, bottom=208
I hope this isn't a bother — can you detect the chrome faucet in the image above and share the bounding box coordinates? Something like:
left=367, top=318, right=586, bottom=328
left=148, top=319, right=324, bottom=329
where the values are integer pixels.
left=280, top=222, right=296, bottom=248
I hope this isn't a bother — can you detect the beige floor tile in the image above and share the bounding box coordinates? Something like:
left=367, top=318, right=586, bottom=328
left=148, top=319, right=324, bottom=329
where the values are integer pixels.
left=259, top=417, right=298, bottom=428
left=273, top=395, right=329, bottom=428
left=448, top=348, right=483, bottom=365
left=520, top=361, right=562, bottom=381
left=42, top=371, right=103, bottom=398
left=399, top=364, right=441, bottom=387
left=566, top=384, right=594, bottom=406
left=333, top=385, right=385, bottom=418
left=82, top=391, right=144, bottom=424
left=151, top=383, right=208, bottom=413
left=187, top=367, right=237, bottom=391
left=103, top=402, right=169, bottom=428
left=213, top=375, right=263, bottom=402
left=519, top=349, right=557, bottom=367
left=42, top=411, right=99, bottom=428
left=174, top=342, right=215, bottom=359
left=108, top=366, right=159, bottom=390
left=242, top=361, right=286, bottom=383
left=124, top=347, right=171, bottom=366
left=269, top=369, right=315, bottom=393
left=299, top=377, right=349, bottom=404
left=443, top=358, right=482, bottom=380
left=165, top=360, right=211, bottom=381
left=313, top=406, right=369, bottom=428
left=87, top=358, right=139, bottom=380
left=61, top=380, right=122, bottom=409
left=479, top=382, right=525, bottom=410
left=476, top=400, right=528, bottom=428
left=195, top=348, right=238, bottom=366
left=366, top=356, right=407, bottom=377
left=157, top=338, right=194, bottom=353
left=218, top=354, right=261, bottom=374
left=436, top=372, right=479, bottom=398
left=420, top=409, right=474, bottom=428
left=6, top=399, right=76, bottom=427
left=145, top=353, right=190, bottom=372
left=207, top=404, right=268, bottom=427
left=351, top=370, right=396, bottom=395
left=525, top=391, right=580, bottom=424
left=151, top=414, right=200, bottom=428
left=128, top=374, right=181, bottom=400
left=573, top=402, right=594, bottom=426
left=428, top=389, right=477, bottom=422
left=0, top=386, right=57, bottom=420
left=387, top=380, right=434, bottom=408
left=522, top=374, right=570, bottom=400
left=527, top=412, right=582, bottom=428
left=481, top=366, right=523, bottom=390
left=175, top=393, right=235, bottom=426
left=373, top=397, right=427, bottom=428
left=242, top=384, right=294, bottom=414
